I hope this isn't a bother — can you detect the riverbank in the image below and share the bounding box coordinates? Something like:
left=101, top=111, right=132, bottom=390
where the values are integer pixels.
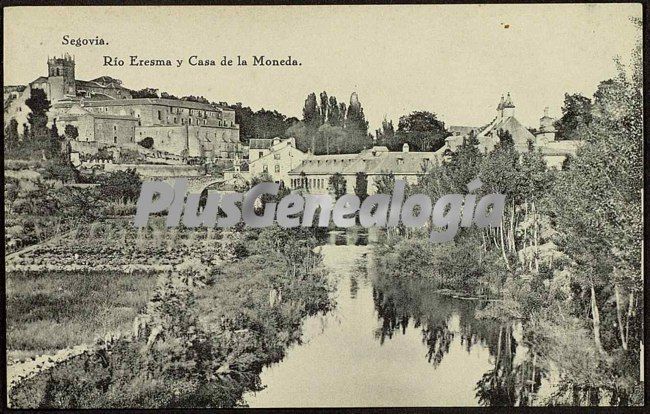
left=8, top=225, right=333, bottom=408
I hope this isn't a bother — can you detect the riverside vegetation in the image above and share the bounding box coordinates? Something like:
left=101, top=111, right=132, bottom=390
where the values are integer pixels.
left=8, top=222, right=332, bottom=408
left=373, top=20, right=643, bottom=406
left=6, top=159, right=332, bottom=407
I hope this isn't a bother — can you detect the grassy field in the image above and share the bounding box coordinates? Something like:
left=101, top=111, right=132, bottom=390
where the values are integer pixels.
left=6, top=270, right=157, bottom=355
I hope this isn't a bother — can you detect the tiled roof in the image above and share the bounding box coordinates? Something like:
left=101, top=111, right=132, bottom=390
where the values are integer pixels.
left=448, top=125, right=479, bottom=136
left=288, top=148, right=442, bottom=176
left=76, top=79, right=129, bottom=91
left=81, top=98, right=226, bottom=112
left=478, top=115, right=535, bottom=151
left=59, top=109, right=138, bottom=121
left=249, top=139, right=273, bottom=149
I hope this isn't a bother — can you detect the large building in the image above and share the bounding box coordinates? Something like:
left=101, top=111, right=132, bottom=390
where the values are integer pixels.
left=247, top=137, right=308, bottom=186
left=4, top=55, right=241, bottom=163
left=445, top=93, right=583, bottom=169
left=80, top=98, right=241, bottom=160
left=288, top=144, right=443, bottom=195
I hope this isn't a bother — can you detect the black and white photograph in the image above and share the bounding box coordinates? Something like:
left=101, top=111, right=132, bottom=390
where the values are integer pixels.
left=3, top=3, right=645, bottom=409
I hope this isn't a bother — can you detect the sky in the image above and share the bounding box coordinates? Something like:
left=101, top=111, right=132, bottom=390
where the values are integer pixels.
left=4, top=4, right=642, bottom=131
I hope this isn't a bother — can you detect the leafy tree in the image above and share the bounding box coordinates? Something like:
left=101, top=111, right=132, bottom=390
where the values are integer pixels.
left=130, top=88, right=159, bottom=98
left=374, top=172, right=395, bottom=195
left=392, top=111, right=449, bottom=152
left=354, top=172, right=368, bottom=202
left=182, top=95, right=210, bottom=103
left=64, top=124, right=78, bottom=140
left=319, top=91, right=329, bottom=125
left=160, top=91, right=179, bottom=99
left=328, top=173, right=347, bottom=199
left=444, top=130, right=483, bottom=192
left=42, top=162, right=77, bottom=184
left=96, top=169, right=143, bottom=203
left=327, top=96, right=341, bottom=126
left=25, top=88, right=51, bottom=141
left=554, top=93, right=593, bottom=140
left=345, top=92, right=368, bottom=137
left=50, top=119, right=59, bottom=140
left=317, top=124, right=347, bottom=155
left=138, top=137, right=154, bottom=149
left=302, top=92, right=320, bottom=130
left=375, top=117, right=395, bottom=147
left=228, top=103, right=290, bottom=144
left=4, top=118, right=19, bottom=150
left=496, top=129, right=514, bottom=150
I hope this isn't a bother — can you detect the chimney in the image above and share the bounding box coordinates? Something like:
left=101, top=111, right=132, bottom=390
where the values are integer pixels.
left=402, top=143, right=410, bottom=153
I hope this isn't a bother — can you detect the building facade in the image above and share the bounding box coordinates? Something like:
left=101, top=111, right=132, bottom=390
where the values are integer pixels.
left=247, top=137, right=307, bottom=186
left=444, top=93, right=583, bottom=169
left=81, top=98, right=240, bottom=160
left=288, top=145, right=442, bottom=195
left=4, top=56, right=241, bottom=164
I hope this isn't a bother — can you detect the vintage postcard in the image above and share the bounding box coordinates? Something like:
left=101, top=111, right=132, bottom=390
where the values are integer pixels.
left=3, top=3, right=645, bottom=409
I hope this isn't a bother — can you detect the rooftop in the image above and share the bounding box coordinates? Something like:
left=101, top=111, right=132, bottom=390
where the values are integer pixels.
left=81, top=98, right=233, bottom=112
left=289, top=147, right=442, bottom=176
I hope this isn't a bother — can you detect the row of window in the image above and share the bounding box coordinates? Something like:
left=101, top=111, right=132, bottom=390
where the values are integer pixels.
left=290, top=178, right=327, bottom=189
left=262, top=165, right=282, bottom=173
left=169, top=107, right=217, bottom=117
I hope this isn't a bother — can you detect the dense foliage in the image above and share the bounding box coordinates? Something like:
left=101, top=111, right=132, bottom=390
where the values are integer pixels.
left=373, top=20, right=643, bottom=406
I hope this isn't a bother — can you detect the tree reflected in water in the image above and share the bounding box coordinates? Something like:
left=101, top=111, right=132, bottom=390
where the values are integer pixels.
left=371, top=270, right=548, bottom=406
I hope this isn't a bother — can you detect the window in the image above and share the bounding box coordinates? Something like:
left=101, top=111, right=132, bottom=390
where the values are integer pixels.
left=258, top=151, right=264, bottom=158
left=274, top=153, right=281, bottom=160
left=113, top=137, right=117, bottom=144
left=275, top=165, right=280, bottom=173
left=263, top=165, right=268, bottom=173
left=113, top=125, right=117, bottom=131
left=157, top=110, right=162, bottom=120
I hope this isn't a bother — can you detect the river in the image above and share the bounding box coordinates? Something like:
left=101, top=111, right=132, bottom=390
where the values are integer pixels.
left=244, top=230, right=550, bottom=407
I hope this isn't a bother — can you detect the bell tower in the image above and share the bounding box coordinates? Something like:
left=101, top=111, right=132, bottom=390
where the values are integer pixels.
left=47, top=53, right=76, bottom=100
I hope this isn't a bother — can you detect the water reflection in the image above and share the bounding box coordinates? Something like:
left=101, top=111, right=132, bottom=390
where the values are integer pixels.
left=328, top=229, right=369, bottom=246
left=371, top=259, right=549, bottom=406
left=244, top=229, right=549, bottom=407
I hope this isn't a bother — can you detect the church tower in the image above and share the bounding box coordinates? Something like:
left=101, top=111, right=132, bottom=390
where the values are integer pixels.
left=502, top=92, right=515, bottom=118
left=496, top=95, right=505, bottom=120
left=47, top=53, right=76, bottom=101
left=535, top=107, right=557, bottom=145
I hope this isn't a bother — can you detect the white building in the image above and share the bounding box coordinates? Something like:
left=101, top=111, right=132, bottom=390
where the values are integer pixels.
left=288, top=144, right=443, bottom=195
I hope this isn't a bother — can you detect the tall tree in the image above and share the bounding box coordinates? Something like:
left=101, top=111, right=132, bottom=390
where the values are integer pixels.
left=303, top=92, right=320, bottom=129
left=345, top=92, right=368, bottom=136
left=25, top=88, right=51, bottom=142
left=4, top=118, right=19, bottom=150
left=354, top=172, right=368, bottom=202
left=394, top=111, right=449, bottom=152
left=319, top=91, right=329, bottom=126
left=328, top=173, right=347, bottom=199
left=554, top=93, right=593, bottom=140
left=327, top=96, right=341, bottom=126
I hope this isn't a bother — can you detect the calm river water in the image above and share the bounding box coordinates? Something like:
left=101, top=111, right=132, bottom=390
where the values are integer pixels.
left=244, top=230, right=550, bottom=407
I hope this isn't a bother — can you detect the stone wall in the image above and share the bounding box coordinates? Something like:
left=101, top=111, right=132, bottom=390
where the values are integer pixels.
left=103, top=163, right=205, bottom=177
